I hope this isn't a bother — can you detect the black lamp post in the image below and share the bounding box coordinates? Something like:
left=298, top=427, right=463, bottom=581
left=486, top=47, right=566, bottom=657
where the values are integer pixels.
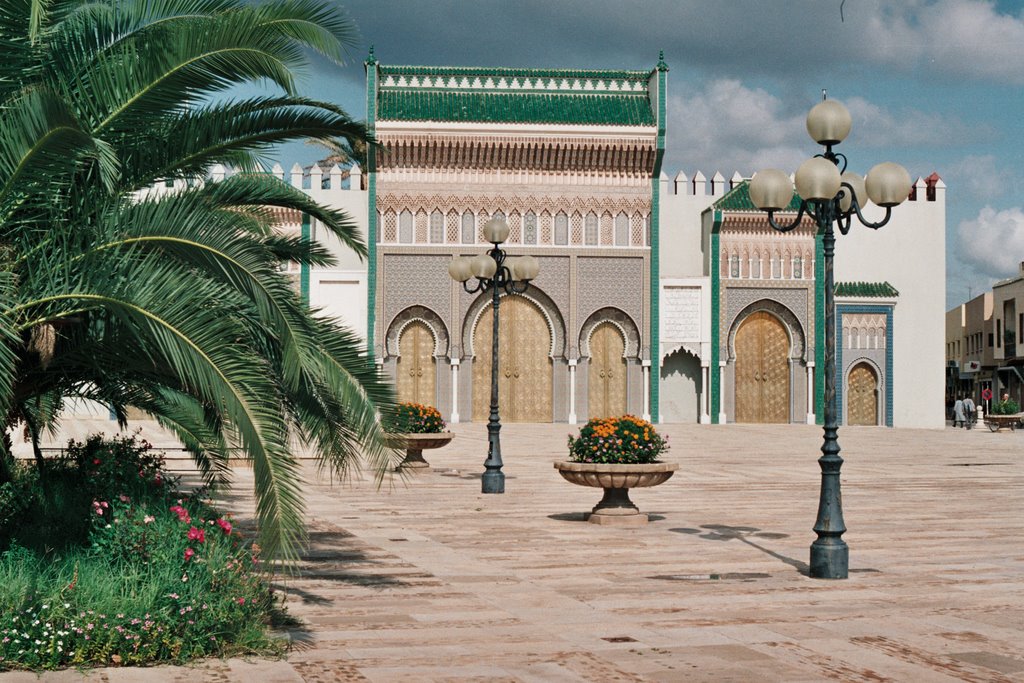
left=748, top=95, right=912, bottom=579
left=449, top=218, right=539, bottom=494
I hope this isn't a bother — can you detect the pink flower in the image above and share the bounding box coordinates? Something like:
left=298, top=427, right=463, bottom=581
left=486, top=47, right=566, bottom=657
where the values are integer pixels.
left=183, top=548, right=195, bottom=561
left=216, top=518, right=232, bottom=534
left=187, top=527, right=205, bottom=543
left=118, top=494, right=130, bottom=503
left=169, top=505, right=191, bottom=523
left=236, top=598, right=245, bottom=605
left=143, top=515, right=155, bottom=524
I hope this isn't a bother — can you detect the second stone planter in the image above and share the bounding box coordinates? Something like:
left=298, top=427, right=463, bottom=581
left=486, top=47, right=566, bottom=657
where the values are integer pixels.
left=388, top=432, right=455, bottom=470
left=554, top=461, right=678, bottom=526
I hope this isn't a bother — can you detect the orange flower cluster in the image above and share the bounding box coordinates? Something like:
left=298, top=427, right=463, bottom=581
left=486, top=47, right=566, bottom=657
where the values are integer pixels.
left=388, top=402, right=446, bottom=434
left=567, top=414, right=668, bottom=464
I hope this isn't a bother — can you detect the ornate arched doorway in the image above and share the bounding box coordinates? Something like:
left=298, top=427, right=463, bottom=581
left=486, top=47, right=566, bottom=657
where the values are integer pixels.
left=396, top=320, right=436, bottom=405
left=734, top=311, right=790, bottom=423
left=588, top=322, right=626, bottom=418
left=847, top=362, right=879, bottom=425
left=472, top=295, right=552, bottom=422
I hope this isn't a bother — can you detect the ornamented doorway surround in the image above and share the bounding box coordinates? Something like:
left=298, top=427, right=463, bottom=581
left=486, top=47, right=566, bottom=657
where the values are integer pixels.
left=847, top=362, right=879, bottom=425
left=587, top=322, right=627, bottom=418
left=396, top=320, right=436, bottom=405
left=734, top=310, right=791, bottom=423
left=471, top=294, right=553, bottom=423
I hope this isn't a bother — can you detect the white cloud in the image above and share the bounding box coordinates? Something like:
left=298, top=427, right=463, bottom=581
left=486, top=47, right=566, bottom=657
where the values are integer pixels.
left=945, top=155, right=1007, bottom=201
left=664, top=80, right=806, bottom=176
left=913, top=0, right=1024, bottom=84
left=957, top=206, right=1024, bottom=279
left=662, top=79, right=975, bottom=177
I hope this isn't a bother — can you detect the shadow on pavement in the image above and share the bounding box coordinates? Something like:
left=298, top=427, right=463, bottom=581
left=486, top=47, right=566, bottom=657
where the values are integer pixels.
left=671, top=524, right=810, bottom=576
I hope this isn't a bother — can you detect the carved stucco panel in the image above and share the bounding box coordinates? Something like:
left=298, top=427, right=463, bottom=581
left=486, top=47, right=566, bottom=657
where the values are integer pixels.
left=382, top=254, right=452, bottom=336
left=577, top=257, right=644, bottom=340
left=662, top=286, right=701, bottom=342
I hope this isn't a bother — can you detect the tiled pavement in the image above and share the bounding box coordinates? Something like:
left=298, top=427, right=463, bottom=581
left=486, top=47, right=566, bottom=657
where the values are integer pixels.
left=4, top=423, right=1023, bottom=681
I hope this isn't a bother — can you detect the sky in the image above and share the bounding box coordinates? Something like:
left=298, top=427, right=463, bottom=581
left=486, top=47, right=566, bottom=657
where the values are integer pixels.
left=267, top=0, right=1024, bottom=310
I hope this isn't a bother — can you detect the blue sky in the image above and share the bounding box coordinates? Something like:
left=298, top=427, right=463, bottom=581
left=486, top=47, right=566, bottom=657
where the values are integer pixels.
left=266, top=0, right=1024, bottom=310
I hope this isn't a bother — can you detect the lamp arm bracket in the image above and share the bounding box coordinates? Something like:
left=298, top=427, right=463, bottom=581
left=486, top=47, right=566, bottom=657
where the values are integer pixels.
left=462, top=279, right=487, bottom=294
left=767, top=205, right=807, bottom=233
left=817, top=149, right=847, bottom=173
left=849, top=203, right=893, bottom=231
left=507, top=279, right=531, bottom=295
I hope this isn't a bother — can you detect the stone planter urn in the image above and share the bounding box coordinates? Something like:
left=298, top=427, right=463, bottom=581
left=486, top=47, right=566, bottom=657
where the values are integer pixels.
left=388, top=432, right=455, bottom=470
left=554, top=461, right=678, bottom=526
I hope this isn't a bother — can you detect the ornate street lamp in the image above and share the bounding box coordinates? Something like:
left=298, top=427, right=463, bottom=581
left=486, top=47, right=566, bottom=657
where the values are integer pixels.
left=748, top=96, right=912, bottom=579
left=449, top=218, right=540, bottom=494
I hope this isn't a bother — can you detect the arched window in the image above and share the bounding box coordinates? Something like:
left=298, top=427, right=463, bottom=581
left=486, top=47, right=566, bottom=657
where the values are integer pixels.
left=585, top=212, right=598, bottom=245
left=492, top=209, right=506, bottom=227
left=524, top=211, right=537, bottom=244
left=772, top=252, right=781, bottom=278
left=752, top=251, right=762, bottom=279
left=554, top=212, right=568, bottom=245
left=375, top=210, right=382, bottom=243
left=399, top=210, right=413, bottom=243
left=461, top=210, right=475, bottom=244
left=730, top=253, right=740, bottom=278
left=430, top=210, right=443, bottom=243
left=614, top=212, right=629, bottom=246
left=645, top=214, right=651, bottom=246
left=793, top=255, right=803, bottom=279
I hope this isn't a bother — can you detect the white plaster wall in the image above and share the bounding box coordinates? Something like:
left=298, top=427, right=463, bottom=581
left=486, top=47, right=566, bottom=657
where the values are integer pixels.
left=658, top=173, right=719, bottom=279
left=304, top=174, right=370, bottom=339
left=835, top=187, right=946, bottom=428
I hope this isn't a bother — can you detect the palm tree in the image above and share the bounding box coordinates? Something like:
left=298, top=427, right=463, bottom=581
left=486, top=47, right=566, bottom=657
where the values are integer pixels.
left=0, top=0, right=395, bottom=561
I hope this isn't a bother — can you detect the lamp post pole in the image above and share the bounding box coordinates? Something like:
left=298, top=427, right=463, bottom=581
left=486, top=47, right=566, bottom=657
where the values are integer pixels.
left=749, top=95, right=912, bottom=579
left=449, top=218, right=539, bottom=494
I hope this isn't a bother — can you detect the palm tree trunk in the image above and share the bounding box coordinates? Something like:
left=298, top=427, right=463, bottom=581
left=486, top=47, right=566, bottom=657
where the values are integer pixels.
left=23, top=414, right=48, bottom=497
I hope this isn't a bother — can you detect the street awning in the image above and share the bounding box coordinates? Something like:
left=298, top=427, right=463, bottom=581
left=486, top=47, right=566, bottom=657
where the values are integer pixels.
left=996, top=366, right=1024, bottom=383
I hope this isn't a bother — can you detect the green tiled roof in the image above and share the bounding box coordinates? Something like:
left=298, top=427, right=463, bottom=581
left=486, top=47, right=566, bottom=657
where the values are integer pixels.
left=713, top=179, right=803, bottom=212
left=375, top=63, right=657, bottom=126
left=378, top=65, right=651, bottom=81
left=834, top=281, right=899, bottom=298
left=378, top=90, right=654, bottom=126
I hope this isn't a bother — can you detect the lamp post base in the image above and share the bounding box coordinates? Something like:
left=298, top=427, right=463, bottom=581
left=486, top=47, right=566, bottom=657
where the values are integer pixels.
left=481, top=470, right=505, bottom=494
left=809, top=538, right=849, bottom=579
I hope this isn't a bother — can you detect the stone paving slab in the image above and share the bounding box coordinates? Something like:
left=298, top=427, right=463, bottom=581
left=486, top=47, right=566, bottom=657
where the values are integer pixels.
left=3, top=423, right=1023, bottom=681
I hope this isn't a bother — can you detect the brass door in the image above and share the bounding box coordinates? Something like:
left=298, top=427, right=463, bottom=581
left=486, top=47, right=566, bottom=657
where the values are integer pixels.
left=588, top=322, right=626, bottom=418
left=396, top=321, right=435, bottom=405
left=734, top=311, right=790, bottom=423
left=472, top=296, right=552, bottom=422
left=847, top=363, right=879, bottom=425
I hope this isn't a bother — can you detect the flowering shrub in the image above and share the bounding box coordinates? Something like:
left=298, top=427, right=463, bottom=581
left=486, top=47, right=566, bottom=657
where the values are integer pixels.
left=0, top=435, right=282, bottom=671
left=567, top=415, right=669, bottom=464
left=385, top=403, right=446, bottom=434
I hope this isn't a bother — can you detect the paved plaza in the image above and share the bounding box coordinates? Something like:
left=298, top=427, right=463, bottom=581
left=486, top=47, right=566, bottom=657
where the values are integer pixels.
left=3, top=422, right=1023, bottom=681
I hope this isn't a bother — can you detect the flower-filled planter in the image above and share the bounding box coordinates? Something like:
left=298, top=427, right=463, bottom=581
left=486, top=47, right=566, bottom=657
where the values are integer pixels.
left=384, top=403, right=454, bottom=470
left=555, top=415, right=676, bottom=526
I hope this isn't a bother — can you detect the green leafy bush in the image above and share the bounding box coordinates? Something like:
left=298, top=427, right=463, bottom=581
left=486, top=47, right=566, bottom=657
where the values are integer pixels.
left=991, top=398, right=1020, bottom=415
left=385, top=403, right=446, bottom=434
left=567, top=415, right=669, bottom=464
left=0, top=435, right=283, bottom=671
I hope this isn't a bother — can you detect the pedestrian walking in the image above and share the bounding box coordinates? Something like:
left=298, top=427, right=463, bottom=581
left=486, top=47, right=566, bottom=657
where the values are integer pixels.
left=953, top=397, right=965, bottom=428
left=963, top=396, right=976, bottom=429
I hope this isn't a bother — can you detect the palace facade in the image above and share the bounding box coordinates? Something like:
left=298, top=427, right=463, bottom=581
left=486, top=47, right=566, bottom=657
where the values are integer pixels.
left=281, top=55, right=946, bottom=428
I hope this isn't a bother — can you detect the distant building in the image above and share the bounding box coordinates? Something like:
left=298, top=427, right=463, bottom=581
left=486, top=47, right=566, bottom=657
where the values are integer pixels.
left=949, top=265, right=1024, bottom=411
